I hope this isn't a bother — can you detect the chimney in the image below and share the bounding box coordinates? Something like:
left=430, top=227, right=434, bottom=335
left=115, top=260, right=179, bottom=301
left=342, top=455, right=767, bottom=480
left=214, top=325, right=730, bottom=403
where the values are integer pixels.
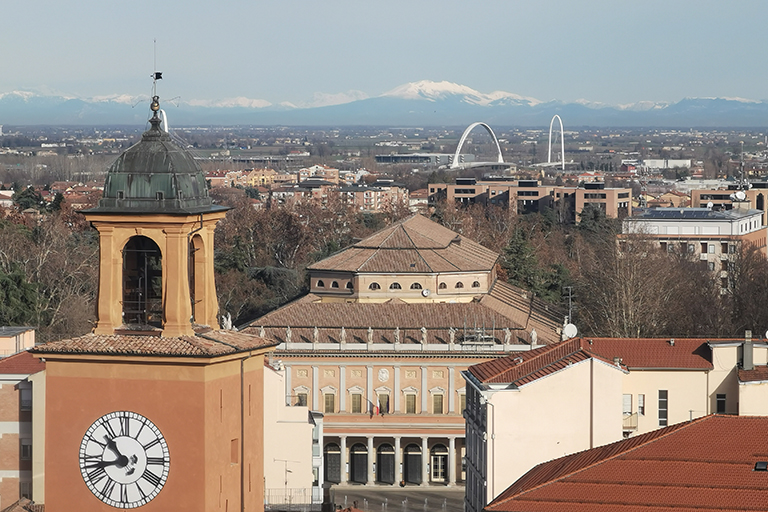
left=669, top=338, right=675, bottom=347
left=744, top=330, right=754, bottom=371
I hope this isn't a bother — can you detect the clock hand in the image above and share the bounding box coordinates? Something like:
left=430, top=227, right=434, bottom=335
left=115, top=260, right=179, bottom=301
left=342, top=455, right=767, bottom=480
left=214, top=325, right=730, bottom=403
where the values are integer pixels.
left=86, top=455, right=130, bottom=469
left=104, top=436, right=124, bottom=458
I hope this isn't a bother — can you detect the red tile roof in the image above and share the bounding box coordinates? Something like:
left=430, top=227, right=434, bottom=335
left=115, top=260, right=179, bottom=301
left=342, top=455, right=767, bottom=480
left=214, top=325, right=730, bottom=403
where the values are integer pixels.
left=739, top=365, right=768, bottom=383
left=469, top=337, right=712, bottom=386
left=0, top=350, right=45, bottom=375
left=242, top=289, right=562, bottom=346
left=31, top=330, right=276, bottom=358
left=308, top=214, right=499, bottom=273
left=486, top=415, right=768, bottom=512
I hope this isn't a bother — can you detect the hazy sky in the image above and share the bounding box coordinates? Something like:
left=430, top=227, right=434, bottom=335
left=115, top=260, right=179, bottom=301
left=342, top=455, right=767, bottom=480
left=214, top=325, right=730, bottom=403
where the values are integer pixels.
left=4, top=0, right=768, bottom=106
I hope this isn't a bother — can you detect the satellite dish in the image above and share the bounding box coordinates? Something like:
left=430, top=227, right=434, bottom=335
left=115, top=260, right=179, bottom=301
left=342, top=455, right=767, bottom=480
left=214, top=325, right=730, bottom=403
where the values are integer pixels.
left=736, top=190, right=747, bottom=201
left=706, top=202, right=714, bottom=209
left=765, top=329, right=768, bottom=340
left=421, top=289, right=430, bottom=297
left=563, top=323, right=578, bottom=340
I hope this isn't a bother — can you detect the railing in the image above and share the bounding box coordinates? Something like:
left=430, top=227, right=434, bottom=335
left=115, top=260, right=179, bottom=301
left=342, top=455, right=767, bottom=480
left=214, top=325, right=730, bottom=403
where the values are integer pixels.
left=623, top=413, right=638, bottom=431
left=264, top=488, right=322, bottom=512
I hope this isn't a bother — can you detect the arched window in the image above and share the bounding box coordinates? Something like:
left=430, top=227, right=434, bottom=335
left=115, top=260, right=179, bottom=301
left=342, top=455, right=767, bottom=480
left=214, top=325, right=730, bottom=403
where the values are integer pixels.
left=331, top=281, right=339, bottom=288
left=410, top=283, right=423, bottom=290
left=472, top=281, right=480, bottom=288
left=317, top=280, right=325, bottom=288
left=123, top=236, right=162, bottom=327
left=439, top=282, right=447, bottom=290
left=455, top=282, right=464, bottom=289
left=369, top=282, right=381, bottom=290
left=346, top=282, right=354, bottom=289
left=390, top=282, right=402, bottom=290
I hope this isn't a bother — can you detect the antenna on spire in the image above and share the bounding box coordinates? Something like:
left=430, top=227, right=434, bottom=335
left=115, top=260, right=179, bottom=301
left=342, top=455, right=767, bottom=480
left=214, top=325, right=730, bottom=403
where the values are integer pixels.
left=150, top=38, right=162, bottom=114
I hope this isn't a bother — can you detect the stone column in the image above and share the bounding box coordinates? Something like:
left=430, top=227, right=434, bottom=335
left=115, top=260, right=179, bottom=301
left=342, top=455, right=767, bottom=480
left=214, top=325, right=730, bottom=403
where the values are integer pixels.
left=367, top=436, right=375, bottom=485
left=339, top=365, right=346, bottom=412
left=394, top=366, right=401, bottom=412
left=421, top=437, right=429, bottom=486
left=340, top=436, right=347, bottom=484
left=367, top=366, right=373, bottom=411
left=162, top=228, right=194, bottom=337
left=448, top=437, right=456, bottom=486
left=448, top=367, right=455, bottom=413
left=312, top=366, right=319, bottom=411
left=285, top=365, right=292, bottom=406
left=395, top=436, right=402, bottom=484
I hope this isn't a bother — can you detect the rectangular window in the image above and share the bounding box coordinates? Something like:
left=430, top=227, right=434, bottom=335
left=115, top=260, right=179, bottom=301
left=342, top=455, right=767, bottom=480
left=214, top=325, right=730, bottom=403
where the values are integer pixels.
left=708, top=244, right=715, bottom=254
left=20, top=482, right=31, bottom=499
left=433, top=394, right=444, bottom=414
left=351, top=394, right=362, bottom=413
left=20, top=388, right=32, bottom=411
left=721, top=242, right=728, bottom=254
left=297, top=393, right=307, bottom=407
left=638, top=394, right=645, bottom=415
left=405, top=394, right=416, bottom=414
left=717, top=394, right=726, bottom=414
left=21, top=440, right=32, bottom=460
left=324, top=393, right=335, bottom=413
left=378, top=394, right=389, bottom=414
left=708, top=261, right=716, bottom=271
left=622, top=394, right=632, bottom=415
left=721, top=260, right=728, bottom=271
left=658, top=390, right=668, bottom=427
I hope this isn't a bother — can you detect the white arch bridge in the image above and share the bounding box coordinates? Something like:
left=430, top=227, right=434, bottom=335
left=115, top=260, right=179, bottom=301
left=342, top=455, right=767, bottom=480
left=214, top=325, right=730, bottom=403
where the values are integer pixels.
left=450, top=122, right=512, bottom=170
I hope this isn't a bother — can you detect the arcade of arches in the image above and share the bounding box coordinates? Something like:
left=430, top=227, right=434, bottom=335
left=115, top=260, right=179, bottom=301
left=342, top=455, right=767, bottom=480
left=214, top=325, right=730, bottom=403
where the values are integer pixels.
left=323, top=437, right=463, bottom=486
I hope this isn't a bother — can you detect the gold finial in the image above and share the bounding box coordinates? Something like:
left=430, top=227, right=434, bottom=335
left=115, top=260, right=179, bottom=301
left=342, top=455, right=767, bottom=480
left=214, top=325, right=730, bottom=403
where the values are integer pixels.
left=150, top=95, right=160, bottom=112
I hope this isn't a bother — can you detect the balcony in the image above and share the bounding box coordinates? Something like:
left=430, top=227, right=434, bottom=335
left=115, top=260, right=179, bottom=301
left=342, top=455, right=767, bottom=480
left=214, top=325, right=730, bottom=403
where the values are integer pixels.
left=623, top=413, right=638, bottom=431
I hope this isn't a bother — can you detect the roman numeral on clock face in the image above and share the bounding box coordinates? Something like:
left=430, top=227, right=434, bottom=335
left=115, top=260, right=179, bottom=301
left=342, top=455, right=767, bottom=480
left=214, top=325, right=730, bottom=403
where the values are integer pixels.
left=146, top=456, right=166, bottom=465
left=142, top=469, right=162, bottom=487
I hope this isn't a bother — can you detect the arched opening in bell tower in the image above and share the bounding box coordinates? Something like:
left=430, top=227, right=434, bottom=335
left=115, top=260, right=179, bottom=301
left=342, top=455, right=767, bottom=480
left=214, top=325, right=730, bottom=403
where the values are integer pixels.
left=122, top=236, right=163, bottom=327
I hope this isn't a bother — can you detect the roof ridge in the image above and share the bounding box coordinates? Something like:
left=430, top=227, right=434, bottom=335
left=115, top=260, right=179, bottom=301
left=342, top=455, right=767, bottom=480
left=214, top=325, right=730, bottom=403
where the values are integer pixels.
left=400, top=221, right=434, bottom=272
left=488, top=416, right=712, bottom=509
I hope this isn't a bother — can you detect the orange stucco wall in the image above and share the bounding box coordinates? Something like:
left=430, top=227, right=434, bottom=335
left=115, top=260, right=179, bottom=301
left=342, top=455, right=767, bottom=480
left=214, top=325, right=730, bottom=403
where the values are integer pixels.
left=43, top=354, right=266, bottom=512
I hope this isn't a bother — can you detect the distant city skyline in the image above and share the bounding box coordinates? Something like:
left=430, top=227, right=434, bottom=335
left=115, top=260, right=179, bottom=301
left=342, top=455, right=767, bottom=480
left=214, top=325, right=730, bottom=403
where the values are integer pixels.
left=4, top=0, right=768, bottom=107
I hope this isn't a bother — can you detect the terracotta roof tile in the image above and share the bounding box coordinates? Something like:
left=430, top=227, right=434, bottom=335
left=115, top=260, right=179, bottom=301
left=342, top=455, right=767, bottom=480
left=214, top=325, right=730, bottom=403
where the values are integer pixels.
left=242, top=294, right=561, bottom=346
left=739, top=365, right=768, bottom=382
left=308, top=214, right=498, bottom=273
left=469, top=337, right=712, bottom=386
left=31, top=330, right=276, bottom=358
left=0, top=350, right=45, bottom=374
left=487, top=415, right=768, bottom=512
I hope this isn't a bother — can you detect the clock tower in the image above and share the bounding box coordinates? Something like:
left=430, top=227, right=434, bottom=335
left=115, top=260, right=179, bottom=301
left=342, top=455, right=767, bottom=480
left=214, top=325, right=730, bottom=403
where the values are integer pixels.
left=33, top=96, right=277, bottom=511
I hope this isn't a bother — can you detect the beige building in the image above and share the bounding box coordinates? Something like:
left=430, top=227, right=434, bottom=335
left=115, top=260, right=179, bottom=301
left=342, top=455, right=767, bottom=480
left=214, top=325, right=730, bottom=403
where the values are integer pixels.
left=242, top=215, right=564, bottom=490
left=0, top=328, right=35, bottom=358
left=691, top=183, right=768, bottom=226
left=0, top=351, right=45, bottom=508
left=463, top=334, right=766, bottom=512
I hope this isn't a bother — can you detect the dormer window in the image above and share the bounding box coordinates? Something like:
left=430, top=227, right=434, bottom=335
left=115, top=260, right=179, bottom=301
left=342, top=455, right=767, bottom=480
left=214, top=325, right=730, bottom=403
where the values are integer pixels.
left=410, top=283, right=422, bottom=290
left=455, top=282, right=464, bottom=289
left=117, top=191, right=124, bottom=199
left=331, top=281, right=339, bottom=288
left=346, top=282, right=354, bottom=289
left=390, top=283, right=402, bottom=290
left=317, top=280, right=325, bottom=288
left=439, top=283, right=447, bottom=289
left=472, top=281, right=480, bottom=288
left=156, top=191, right=164, bottom=200
left=369, top=282, right=381, bottom=290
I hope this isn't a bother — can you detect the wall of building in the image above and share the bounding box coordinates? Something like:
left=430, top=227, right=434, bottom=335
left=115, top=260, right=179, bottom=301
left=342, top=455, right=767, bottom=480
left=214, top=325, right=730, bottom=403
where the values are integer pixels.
left=263, top=364, right=314, bottom=497
left=485, top=359, right=623, bottom=501
left=0, top=373, right=33, bottom=508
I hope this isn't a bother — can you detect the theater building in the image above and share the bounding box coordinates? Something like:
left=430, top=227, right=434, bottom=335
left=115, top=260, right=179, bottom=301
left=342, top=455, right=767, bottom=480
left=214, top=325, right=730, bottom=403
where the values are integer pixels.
left=243, top=215, right=564, bottom=488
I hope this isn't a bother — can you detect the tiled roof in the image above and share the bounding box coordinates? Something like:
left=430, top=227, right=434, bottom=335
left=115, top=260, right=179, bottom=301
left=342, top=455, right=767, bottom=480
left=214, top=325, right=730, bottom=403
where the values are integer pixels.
left=242, top=291, right=562, bottom=346
left=485, top=415, right=768, bottom=512
left=739, top=365, right=768, bottom=382
left=308, top=214, right=498, bottom=273
left=0, top=350, right=45, bottom=375
left=469, top=337, right=712, bottom=386
left=585, top=337, right=712, bottom=369
left=31, top=330, right=276, bottom=358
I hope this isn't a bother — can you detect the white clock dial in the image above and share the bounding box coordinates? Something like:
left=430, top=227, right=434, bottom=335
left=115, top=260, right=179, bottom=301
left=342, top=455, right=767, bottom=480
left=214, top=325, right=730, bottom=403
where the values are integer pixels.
left=79, top=411, right=170, bottom=508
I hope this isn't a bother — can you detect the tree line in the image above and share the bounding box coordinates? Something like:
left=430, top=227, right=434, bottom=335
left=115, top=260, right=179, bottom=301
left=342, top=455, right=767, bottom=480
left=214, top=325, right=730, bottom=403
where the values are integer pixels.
left=2, top=186, right=768, bottom=342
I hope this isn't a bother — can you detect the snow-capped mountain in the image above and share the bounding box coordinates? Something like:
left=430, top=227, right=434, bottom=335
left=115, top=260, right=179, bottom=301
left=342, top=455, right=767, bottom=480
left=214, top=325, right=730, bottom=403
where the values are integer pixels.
left=1, top=82, right=767, bottom=126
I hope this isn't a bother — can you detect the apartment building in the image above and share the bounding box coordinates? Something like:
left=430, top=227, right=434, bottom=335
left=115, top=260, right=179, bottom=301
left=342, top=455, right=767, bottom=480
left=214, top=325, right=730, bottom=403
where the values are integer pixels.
left=691, top=181, right=768, bottom=225
left=463, top=335, right=762, bottom=512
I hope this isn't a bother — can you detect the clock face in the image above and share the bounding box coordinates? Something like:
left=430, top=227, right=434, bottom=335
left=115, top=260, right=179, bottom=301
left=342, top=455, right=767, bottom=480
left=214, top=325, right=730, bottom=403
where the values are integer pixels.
left=79, top=411, right=170, bottom=508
